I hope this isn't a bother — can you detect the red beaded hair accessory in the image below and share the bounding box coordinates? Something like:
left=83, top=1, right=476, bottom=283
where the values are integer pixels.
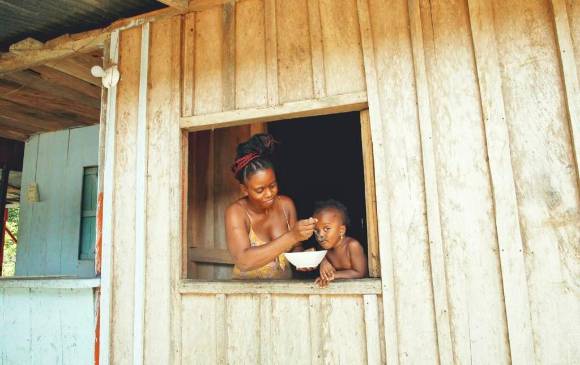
left=231, top=152, right=260, bottom=175
left=231, top=135, right=277, bottom=176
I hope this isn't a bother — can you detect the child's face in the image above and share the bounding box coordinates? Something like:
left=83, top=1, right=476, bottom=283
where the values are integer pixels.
left=313, top=208, right=346, bottom=249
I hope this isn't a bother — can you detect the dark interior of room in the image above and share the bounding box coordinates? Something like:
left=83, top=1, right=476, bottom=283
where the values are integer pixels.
left=268, top=112, right=367, bottom=278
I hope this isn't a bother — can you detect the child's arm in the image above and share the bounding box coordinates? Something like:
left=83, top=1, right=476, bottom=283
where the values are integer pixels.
left=333, top=240, right=367, bottom=279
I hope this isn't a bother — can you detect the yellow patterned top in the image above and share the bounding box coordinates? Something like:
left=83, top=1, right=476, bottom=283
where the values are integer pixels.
left=231, top=202, right=292, bottom=280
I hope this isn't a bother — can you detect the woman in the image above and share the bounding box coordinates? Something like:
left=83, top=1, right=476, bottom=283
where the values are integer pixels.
left=225, top=133, right=316, bottom=279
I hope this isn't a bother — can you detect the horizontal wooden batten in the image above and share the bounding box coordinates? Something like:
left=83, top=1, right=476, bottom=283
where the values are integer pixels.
left=189, top=247, right=234, bottom=264
left=0, top=277, right=100, bottom=289
left=179, top=278, right=382, bottom=295
left=180, top=92, right=368, bottom=131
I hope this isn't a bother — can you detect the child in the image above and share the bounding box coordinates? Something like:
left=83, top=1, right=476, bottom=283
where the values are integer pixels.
left=312, top=199, right=367, bottom=287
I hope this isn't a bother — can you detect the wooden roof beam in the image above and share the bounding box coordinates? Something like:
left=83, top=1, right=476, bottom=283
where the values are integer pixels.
left=158, top=0, right=190, bottom=11
left=0, top=30, right=107, bottom=75
left=45, top=57, right=101, bottom=87
left=0, top=1, right=236, bottom=74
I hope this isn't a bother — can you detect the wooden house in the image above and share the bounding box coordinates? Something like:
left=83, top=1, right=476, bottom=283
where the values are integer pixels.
left=0, top=0, right=579, bottom=364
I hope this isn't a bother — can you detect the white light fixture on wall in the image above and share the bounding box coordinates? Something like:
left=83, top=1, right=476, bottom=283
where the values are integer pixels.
left=91, top=65, right=120, bottom=89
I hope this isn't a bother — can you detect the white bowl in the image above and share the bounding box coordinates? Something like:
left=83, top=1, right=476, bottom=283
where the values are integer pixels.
left=284, top=250, right=328, bottom=269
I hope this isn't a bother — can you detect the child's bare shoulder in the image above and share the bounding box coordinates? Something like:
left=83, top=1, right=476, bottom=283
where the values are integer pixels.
left=345, top=237, right=365, bottom=256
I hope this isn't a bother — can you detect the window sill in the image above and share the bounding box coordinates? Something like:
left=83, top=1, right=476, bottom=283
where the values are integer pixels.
left=179, top=278, right=382, bottom=295
left=0, top=276, right=100, bottom=289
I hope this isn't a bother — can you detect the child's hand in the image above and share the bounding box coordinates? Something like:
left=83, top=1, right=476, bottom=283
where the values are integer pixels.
left=319, top=259, right=335, bottom=281
left=315, top=276, right=330, bottom=288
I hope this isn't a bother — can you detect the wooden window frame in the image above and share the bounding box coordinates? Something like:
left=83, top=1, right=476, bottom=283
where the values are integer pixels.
left=179, top=92, right=380, bottom=279
left=79, top=166, right=98, bottom=261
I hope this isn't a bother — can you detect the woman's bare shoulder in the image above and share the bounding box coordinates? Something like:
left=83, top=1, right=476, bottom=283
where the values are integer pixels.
left=226, top=198, right=246, bottom=217
left=276, top=195, right=295, bottom=208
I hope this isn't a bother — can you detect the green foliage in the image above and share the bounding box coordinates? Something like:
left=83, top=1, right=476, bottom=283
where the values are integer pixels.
left=2, top=207, right=19, bottom=276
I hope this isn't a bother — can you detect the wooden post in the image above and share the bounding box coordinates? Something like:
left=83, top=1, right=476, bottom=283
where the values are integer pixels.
left=0, top=166, right=8, bottom=276
left=359, top=110, right=380, bottom=278
left=99, top=29, right=120, bottom=365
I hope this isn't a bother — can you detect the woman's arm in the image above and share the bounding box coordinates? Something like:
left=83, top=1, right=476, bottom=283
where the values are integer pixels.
left=332, top=240, right=368, bottom=279
left=278, top=196, right=306, bottom=253
left=225, top=203, right=316, bottom=271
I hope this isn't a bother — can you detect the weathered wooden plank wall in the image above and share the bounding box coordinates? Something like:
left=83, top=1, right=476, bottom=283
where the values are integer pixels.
left=104, top=0, right=580, bottom=364
left=15, top=125, right=99, bottom=278
left=180, top=292, right=383, bottom=364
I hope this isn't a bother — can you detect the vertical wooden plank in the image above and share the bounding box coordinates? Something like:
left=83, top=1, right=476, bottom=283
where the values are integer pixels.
left=99, top=29, right=120, bottom=365
left=190, top=130, right=215, bottom=279
left=168, top=16, right=185, bottom=365
left=264, top=0, right=279, bottom=106
left=60, top=288, right=95, bottom=365
left=30, top=288, right=63, bottom=364
left=359, top=110, right=380, bottom=278
left=213, top=127, right=250, bottom=279
left=307, top=0, right=326, bottom=98
left=236, top=0, right=268, bottom=109
left=216, top=293, right=227, bottom=365
left=111, top=26, right=142, bottom=365
left=250, top=122, right=267, bottom=136
left=419, top=1, right=511, bottom=363
left=271, top=295, right=311, bottom=364
left=181, top=295, right=217, bottom=364
left=259, top=294, right=272, bottom=365
left=356, top=1, right=401, bottom=363
left=14, top=135, right=38, bottom=276
left=133, top=22, right=150, bottom=365
left=276, top=0, right=314, bottom=103
left=407, top=1, right=453, bottom=364
left=195, top=6, right=224, bottom=114
left=144, top=16, right=182, bottom=365
left=363, top=295, right=382, bottom=365
left=96, top=39, right=109, bottom=278
left=493, top=1, right=580, bottom=363
left=222, top=1, right=236, bottom=111
left=36, top=130, right=69, bottom=276
left=551, top=0, right=580, bottom=183
left=1, top=288, right=31, bottom=363
left=182, top=131, right=195, bottom=278
left=322, top=295, right=367, bottom=364
left=319, top=0, right=365, bottom=96
left=567, top=0, right=580, bottom=78
left=466, top=1, right=535, bottom=363
left=308, top=295, right=323, bottom=365
left=182, top=13, right=196, bottom=117
left=226, top=294, right=260, bottom=364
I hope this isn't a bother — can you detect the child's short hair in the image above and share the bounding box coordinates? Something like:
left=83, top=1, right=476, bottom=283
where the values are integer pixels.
left=313, top=199, right=351, bottom=227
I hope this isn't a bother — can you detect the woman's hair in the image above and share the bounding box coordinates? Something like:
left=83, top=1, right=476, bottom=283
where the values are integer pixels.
left=231, top=133, right=277, bottom=183
left=313, top=199, right=351, bottom=227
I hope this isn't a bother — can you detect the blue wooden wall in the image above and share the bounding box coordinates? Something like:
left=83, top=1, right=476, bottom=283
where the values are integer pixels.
left=15, top=125, right=99, bottom=277
left=0, top=283, right=96, bottom=364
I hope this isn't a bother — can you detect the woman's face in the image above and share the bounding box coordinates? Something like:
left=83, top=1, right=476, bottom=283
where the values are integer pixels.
left=242, top=168, right=279, bottom=209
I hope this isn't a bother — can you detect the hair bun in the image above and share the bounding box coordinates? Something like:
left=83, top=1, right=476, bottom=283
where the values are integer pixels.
left=236, top=133, right=276, bottom=159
